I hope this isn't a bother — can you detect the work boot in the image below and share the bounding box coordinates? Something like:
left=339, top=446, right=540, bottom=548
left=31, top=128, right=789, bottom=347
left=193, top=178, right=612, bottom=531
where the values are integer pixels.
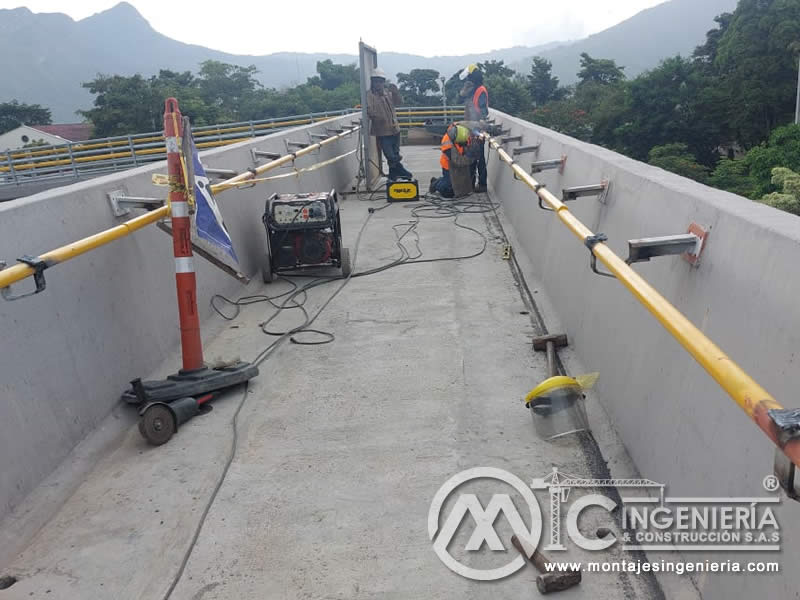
left=474, top=183, right=487, bottom=193
left=397, top=166, right=414, bottom=180
left=387, top=166, right=398, bottom=181
left=429, top=177, right=438, bottom=194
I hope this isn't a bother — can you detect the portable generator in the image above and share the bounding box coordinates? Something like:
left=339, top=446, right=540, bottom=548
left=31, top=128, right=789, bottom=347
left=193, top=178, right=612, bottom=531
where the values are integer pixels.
left=261, top=190, right=350, bottom=282
left=387, top=178, right=419, bottom=203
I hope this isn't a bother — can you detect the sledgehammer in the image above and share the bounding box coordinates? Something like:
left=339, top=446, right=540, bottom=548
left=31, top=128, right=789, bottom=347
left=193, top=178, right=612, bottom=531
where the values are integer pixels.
left=532, top=333, right=569, bottom=378
left=511, top=535, right=581, bottom=594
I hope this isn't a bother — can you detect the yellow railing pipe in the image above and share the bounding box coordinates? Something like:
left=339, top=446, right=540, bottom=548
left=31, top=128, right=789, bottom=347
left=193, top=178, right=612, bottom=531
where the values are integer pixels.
left=210, top=124, right=360, bottom=195
left=0, top=123, right=359, bottom=290
left=0, top=206, right=169, bottom=290
left=487, top=135, right=800, bottom=467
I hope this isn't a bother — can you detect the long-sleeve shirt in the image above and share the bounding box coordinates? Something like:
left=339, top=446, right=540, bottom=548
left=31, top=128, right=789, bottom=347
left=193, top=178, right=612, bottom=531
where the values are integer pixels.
left=367, top=89, right=400, bottom=137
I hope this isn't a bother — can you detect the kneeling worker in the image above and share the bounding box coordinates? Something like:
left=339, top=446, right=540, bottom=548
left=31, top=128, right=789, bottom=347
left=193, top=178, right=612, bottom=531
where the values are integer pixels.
left=429, top=123, right=475, bottom=198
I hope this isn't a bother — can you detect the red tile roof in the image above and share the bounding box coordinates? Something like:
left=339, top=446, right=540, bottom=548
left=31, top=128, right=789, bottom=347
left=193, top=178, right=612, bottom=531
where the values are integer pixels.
left=31, top=123, right=93, bottom=142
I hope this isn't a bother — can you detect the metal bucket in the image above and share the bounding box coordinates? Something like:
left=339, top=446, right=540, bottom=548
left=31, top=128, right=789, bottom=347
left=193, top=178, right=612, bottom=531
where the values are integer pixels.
left=525, top=376, right=589, bottom=440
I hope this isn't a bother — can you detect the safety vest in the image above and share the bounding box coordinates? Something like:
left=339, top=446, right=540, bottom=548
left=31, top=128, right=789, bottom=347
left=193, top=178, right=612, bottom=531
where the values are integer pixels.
left=440, top=132, right=465, bottom=171
left=473, top=85, right=488, bottom=112
left=465, top=85, right=489, bottom=121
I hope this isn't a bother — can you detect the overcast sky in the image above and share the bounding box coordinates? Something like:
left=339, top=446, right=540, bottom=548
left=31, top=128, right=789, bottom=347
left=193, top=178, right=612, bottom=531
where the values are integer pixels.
left=3, top=0, right=667, bottom=56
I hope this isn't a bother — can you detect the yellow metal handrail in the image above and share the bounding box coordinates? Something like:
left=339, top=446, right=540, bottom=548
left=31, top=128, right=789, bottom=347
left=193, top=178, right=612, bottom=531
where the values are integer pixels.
left=0, top=125, right=360, bottom=292
left=486, top=134, right=800, bottom=468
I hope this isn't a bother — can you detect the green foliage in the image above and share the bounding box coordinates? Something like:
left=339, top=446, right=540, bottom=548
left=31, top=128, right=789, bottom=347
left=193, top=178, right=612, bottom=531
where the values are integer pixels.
left=477, top=60, right=515, bottom=79
left=305, top=60, right=359, bottom=91
left=577, top=53, right=626, bottom=86
left=0, top=100, right=52, bottom=134
left=485, top=74, right=531, bottom=116
left=714, top=0, right=800, bottom=147
left=648, top=143, right=709, bottom=183
left=80, top=59, right=362, bottom=137
left=744, top=124, right=800, bottom=196
left=530, top=100, right=593, bottom=141
left=709, top=158, right=756, bottom=198
left=760, top=167, right=800, bottom=215
left=396, top=69, right=441, bottom=106
left=527, top=57, right=563, bottom=107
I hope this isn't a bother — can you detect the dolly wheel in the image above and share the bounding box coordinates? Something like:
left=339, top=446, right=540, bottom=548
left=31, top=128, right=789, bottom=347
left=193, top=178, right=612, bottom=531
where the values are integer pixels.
left=139, top=404, right=176, bottom=446
left=340, top=247, right=352, bottom=278
left=262, top=264, right=274, bottom=284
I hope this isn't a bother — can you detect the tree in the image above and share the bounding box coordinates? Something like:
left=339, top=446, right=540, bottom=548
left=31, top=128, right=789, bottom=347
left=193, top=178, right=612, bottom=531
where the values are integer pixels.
left=79, top=74, right=162, bottom=136
left=648, top=143, right=709, bottom=183
left=478, top=60, right=515, bottom=78
left=307, top=60, right=359, bottom=91
left=760, top=167, right=800, bottom=215
left=530, top=100, right=593, bottom=141
left=396, top=69, right=441, bottom=106
left=744, top=124, right=800, bottom=196
left=527, top=57, right=563, bottom=107
left=486, top=74, right=531, bottom=116
left=0, top=100, right=52, bottom=134
left=196, top=60, right=260, bottom=122
left=709, top=158, right=756, bottom=198
left=714, top=0, right=800, bottom=147
left=693, top=12, right=734, bottom=68
left=577, top=53, right=625, bottom=86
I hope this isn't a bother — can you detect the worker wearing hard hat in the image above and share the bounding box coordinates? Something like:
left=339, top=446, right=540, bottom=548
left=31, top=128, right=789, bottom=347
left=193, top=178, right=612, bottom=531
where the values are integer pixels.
left=429, top=123, right=478, bottom=198
left=366, top=68, right=413, bottom=181
left=459, top=64, right=489, bottom=192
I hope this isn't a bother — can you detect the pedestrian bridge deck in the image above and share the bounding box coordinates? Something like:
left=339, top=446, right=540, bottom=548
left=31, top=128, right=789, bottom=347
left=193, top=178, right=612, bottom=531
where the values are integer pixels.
left=1, top=146, right=696, bottom=599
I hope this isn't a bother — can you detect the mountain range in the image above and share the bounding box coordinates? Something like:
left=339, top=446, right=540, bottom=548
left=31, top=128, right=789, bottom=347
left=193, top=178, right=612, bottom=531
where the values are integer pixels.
left=1, top=0, right=738, bottom=122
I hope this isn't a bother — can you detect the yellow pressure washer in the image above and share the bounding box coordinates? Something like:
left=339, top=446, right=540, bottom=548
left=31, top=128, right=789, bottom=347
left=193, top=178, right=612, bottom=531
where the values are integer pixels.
left=387, top=178, right=419, bottom=202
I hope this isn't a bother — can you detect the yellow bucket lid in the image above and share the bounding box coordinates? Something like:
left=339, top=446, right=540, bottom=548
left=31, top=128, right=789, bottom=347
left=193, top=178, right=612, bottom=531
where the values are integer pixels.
left=525, top=376, right=581, bottom=406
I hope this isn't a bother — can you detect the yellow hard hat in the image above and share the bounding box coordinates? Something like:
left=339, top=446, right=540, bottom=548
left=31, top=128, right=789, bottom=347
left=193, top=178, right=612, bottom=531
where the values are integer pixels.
left=447, top=124, right=470, bottom=145
left=459, top=63, right=479, bottom=81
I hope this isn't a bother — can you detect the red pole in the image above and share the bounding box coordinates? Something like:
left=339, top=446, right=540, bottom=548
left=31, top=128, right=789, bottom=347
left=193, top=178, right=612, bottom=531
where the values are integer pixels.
left=164, top=98, right=204, bottom=372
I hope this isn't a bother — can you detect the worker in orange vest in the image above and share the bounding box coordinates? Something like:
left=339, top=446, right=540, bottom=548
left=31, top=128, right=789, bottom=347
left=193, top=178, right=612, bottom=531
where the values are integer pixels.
left=429, top=124, right=473, bottom=198
left=460, top=64, right=489, bottom=192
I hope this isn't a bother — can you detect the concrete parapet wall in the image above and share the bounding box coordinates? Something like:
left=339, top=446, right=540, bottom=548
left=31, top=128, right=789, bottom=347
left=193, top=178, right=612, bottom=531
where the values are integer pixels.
left=488, top=110, right=800, bottom=599
left=0, top=115, right=359, bottom=522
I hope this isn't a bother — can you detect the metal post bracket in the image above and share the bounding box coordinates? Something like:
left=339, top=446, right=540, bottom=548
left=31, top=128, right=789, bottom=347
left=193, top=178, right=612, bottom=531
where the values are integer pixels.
left=562, top=181, right=610, bottom=203
left=501, top=135, right=523, bottom=145
left=531, top=156, right=567, bottom=175
left=1, top=255, right=50, bottom=301
left=513, top=144, right=541, bottom=157
left=108, top=190, right=163, bottom=216
left=627, top=233, right=703, bottom=265
left=584, top=234, right=616, bottom=278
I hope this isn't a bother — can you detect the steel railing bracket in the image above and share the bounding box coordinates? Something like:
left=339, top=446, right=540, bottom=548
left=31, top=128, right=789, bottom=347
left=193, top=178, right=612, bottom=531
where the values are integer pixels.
left=501, top=135, right=523, bottom=145
left=512, top=144, right=541, bottom=157
left=108, top=189, right=163, bottom=216
left=251, top=149, right=281, bottom=165
left=683, top=223, right=709, bottom=267
left=584, top=234, right=615, bottom=278
left=627, top=232, right=703, bottom=265
left=1, top=255, right=50, bottom=301
left=771, top=408, right=800, bottom=501
left=531, top=155, right=567, bottom=175
left=562, top=180, right=610, bottom=203
left=202, top=166, right=239, bottom=180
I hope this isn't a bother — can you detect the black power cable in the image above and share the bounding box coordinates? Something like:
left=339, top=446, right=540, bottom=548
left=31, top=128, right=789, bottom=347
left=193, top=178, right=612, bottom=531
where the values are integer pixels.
left=163, top=190, right=497, bottom=599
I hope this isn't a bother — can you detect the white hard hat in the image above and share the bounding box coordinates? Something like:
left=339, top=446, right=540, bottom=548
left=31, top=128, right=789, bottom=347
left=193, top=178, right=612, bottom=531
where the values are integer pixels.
left=371, top=67, right=387, bottom=79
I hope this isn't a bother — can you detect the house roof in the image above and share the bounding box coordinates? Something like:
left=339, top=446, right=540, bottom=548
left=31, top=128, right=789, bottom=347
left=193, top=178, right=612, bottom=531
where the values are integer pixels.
left=31, top=123, right=93, bottom=142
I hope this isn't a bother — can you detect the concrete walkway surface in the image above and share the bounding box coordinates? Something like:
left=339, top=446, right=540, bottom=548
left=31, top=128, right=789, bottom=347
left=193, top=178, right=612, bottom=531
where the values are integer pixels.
left=0, top=147, right=698, bottom=600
